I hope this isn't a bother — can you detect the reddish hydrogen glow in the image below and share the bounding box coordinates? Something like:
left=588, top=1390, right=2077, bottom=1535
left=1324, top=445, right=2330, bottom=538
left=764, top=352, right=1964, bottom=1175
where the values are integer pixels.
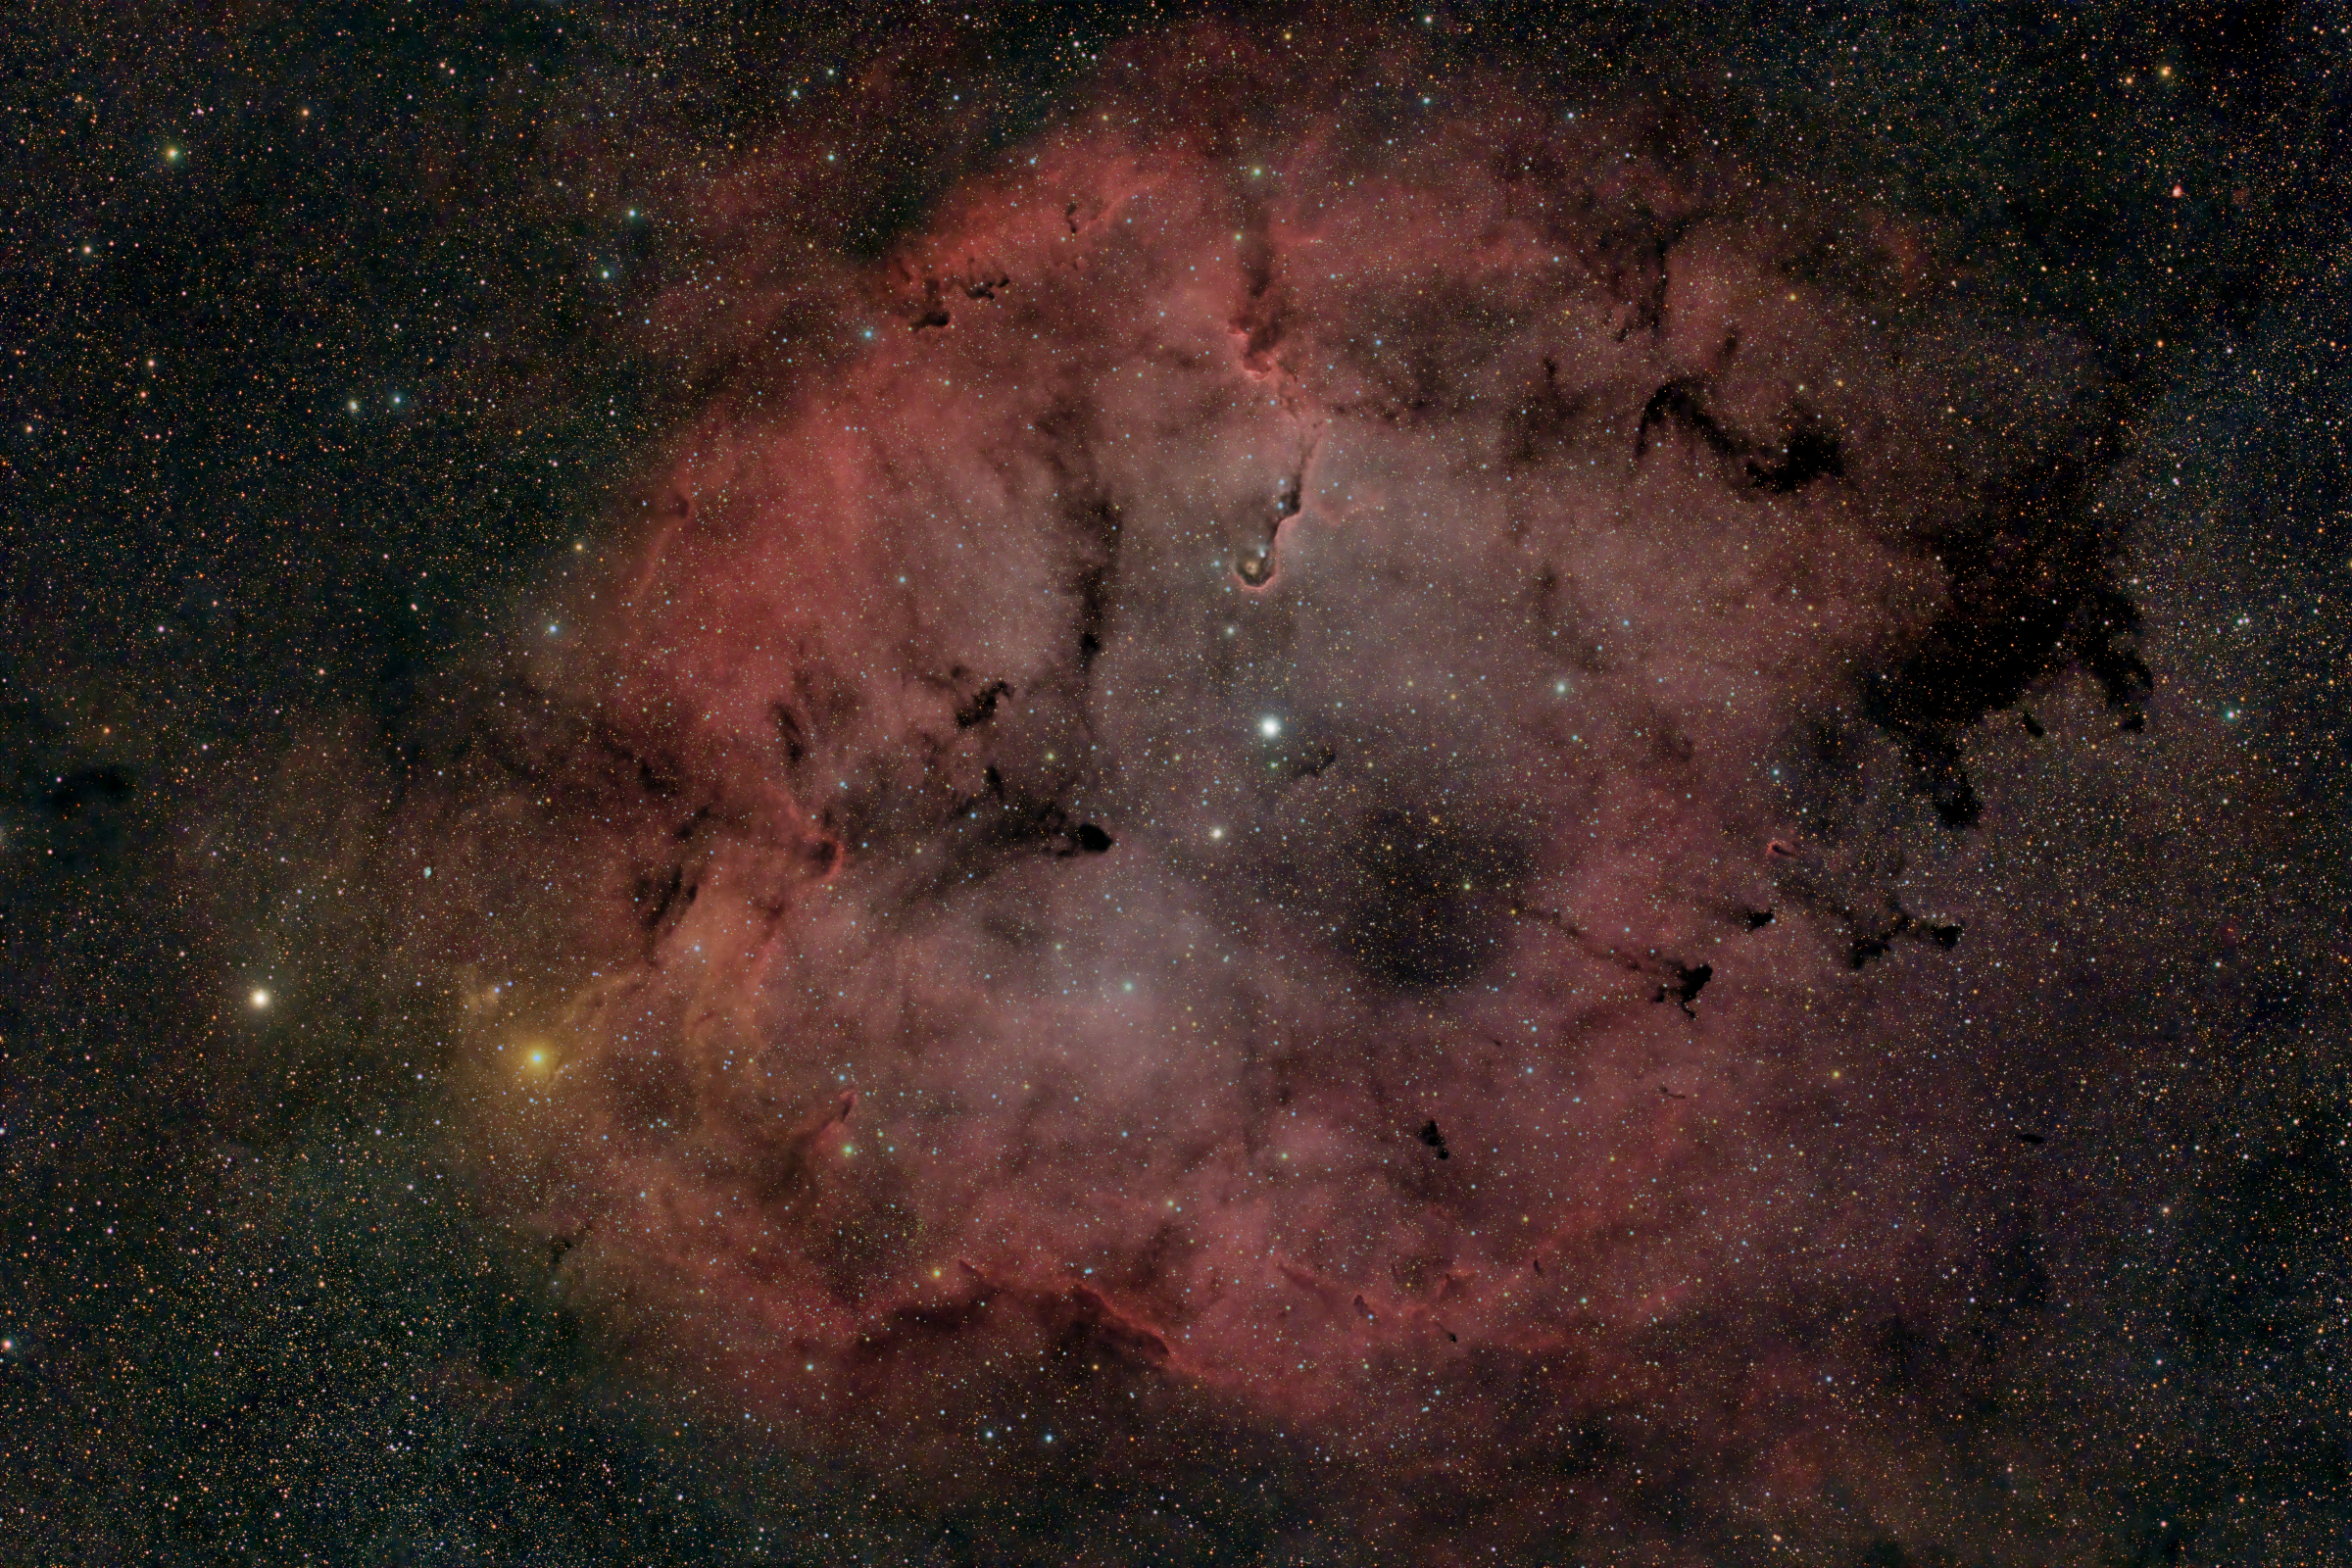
left=397, top=55, right=2152, bottom=1559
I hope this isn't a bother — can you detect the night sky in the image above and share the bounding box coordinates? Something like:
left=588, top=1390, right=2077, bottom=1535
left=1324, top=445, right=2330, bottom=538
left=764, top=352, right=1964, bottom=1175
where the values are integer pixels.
left=4, top=4, right=2349, bottom=1564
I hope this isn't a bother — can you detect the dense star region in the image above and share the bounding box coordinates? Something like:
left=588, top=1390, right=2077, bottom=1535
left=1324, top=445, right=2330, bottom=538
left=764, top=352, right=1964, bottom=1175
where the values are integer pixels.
left=4, top=5, right=2349, bottom=1566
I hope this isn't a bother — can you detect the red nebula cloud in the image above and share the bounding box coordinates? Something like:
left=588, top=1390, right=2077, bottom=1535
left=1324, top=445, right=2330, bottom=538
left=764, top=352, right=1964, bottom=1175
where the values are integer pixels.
left=397, top=39, right=2143, bottom=1561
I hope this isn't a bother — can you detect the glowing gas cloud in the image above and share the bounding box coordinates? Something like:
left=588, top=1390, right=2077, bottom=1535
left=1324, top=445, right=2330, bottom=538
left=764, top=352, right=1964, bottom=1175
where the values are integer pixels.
left=384, top=36, right=2201, bottom=1562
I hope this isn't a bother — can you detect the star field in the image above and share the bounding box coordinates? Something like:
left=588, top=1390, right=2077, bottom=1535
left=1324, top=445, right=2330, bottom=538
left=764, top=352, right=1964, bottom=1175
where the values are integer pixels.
left=3, top=4, right=2348, bottom=1564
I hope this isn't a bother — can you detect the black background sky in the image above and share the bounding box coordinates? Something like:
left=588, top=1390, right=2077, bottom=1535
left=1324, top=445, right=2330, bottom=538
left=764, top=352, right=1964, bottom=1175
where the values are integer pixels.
left=3, top=2, right=2348, bottom=1563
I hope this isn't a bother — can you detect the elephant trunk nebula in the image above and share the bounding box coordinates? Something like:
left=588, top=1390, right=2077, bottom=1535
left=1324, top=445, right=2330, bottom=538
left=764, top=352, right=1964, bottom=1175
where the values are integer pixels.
left=398, top=45, right=2150, bottom=1561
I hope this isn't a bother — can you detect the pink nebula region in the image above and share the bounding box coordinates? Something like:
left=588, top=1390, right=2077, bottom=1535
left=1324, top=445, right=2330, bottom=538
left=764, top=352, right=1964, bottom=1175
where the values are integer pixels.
left=406, top=61, right=2150, bottom=1558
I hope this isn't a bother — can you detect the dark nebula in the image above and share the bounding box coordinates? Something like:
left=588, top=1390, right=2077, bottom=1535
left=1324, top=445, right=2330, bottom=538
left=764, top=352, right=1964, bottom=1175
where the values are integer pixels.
left=6, top=6, right=2349, bottom=1566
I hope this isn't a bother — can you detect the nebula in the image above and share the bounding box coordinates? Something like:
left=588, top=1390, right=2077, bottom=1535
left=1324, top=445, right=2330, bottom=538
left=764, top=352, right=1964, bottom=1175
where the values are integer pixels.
left=376, top=40, right=2188, bottom=1562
